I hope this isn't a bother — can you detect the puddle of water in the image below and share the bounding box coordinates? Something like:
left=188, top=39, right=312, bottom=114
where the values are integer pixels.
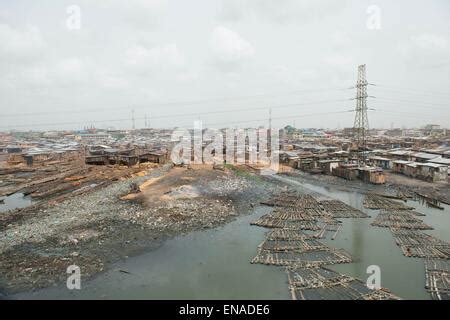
left=0, top=193, right=32, bottom=213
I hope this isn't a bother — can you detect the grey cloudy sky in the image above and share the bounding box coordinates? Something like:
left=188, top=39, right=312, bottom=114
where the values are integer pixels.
left=1, top=0, right=449, bottom=131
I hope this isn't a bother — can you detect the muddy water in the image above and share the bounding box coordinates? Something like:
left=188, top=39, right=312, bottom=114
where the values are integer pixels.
left=273, top=175, right=450, bottom=300
left=16, top=206, right=291, bottom=300
left=14, top=175, right=449, bottom=300
left=0, top=193, right=32, bottom=213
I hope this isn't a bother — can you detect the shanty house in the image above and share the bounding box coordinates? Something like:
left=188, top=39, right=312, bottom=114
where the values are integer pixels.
left=332, top=163, right=358, bottom=180
left=358, top=167, right=386, bottom=184
left=392, top=160, right=412, bottom=174
left=280, top=151, right=300, bottom=168
left=416, top=163, right=447, bottom=182
left=404, top=162, right=419, bottom=178
left=368, top=156, right=392, bottom=169
left=139, top=151, right=167, bottom=164
left=427, top=157, right=450, bottom=177
left=317, top=159, right=342, bottom=175
left=412, top=152, right=439, bottom=163
left=388, top=150, right=413, bottom=161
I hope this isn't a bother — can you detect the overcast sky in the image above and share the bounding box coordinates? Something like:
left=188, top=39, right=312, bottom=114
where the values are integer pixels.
left=1, top=0, right=449, bottom=131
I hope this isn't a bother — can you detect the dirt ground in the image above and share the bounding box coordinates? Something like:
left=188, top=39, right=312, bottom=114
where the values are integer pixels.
left=384, top=171, right=449, bottom=191
left=0, top=164, right=272, bottom=295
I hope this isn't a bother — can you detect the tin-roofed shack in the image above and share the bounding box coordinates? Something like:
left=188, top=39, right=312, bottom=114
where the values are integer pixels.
left=412, top=152, right=440, bottom=163
left=358, top=167, right=386, bottom=184
left=427, top=157, right=450, bottom=177
left=280, top=151, right=300, bottom=168
left=85, top=147, right=167, bottom=166
left=317, top=159, right=343, bottom=175
left=332, top=163, right=358, bottom=180
left=404, top=162, right=419, bottom=178
left=416, top=163, right=447, bottom=182
left=392, top=160, right=412, bottom=174
left=368, top=156, right=392, bottom=169
left=139, top=151, right=168, bottom=164
left=388, top=150, right=414, bottom=161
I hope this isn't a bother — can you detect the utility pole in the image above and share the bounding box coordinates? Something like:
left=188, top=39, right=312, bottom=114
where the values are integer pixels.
left=268, top=107, right=272, bottom=130
left=132, top=109, right=135, bottom=130
left=353, top=64, right=369, bottom=166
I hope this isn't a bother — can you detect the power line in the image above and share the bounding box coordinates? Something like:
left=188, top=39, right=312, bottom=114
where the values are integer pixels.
left=197, top=110, right=355, bottom=128
left=371, top=83, right=450, bottom=97
left=371, top=109, right=445, bottom=118
left=371, top=102, right=450, bottom=112
left=373, top=97, right=450, bottom=108
left=3, top=98, right=350, bottom=129
left=0, top=86, right=350, bottom=118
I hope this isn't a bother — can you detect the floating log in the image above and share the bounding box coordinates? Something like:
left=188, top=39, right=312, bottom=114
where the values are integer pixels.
left=287, top=266, right=400, bottom=300
left=259, top=239, right=328, bottom=252
left=319, top=200, right=369, bottom=218
left=251, top=248, right=352, bottom=267
left=371, top=210, right=432, bottom=230
left=266, top=229, right=310, bottom=240
left=252, top=188, right=405, bottom=300
left=251, top=216, right=320, bottom=231
left=363, top=194, right=414, bottom=210
left=424, top=259, right=449, bottom=300
left=426, top=201, right=444, bottom=210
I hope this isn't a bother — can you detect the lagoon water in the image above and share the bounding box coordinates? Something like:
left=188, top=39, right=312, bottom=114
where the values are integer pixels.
left=16, top=175, right=449, bottom=300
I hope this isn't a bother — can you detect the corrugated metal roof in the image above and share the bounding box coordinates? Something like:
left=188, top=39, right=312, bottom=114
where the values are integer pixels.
left=428, top=157, right=450, bottom=165
left=393, top=160, right=412, bottom=165
left=417, top=163, right=447, bottom=168
left=412, top=152, right=440, bottom=160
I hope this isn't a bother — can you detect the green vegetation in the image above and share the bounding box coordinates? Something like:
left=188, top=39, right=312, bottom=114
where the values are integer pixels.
left=224, top=164, right=262, bottom=182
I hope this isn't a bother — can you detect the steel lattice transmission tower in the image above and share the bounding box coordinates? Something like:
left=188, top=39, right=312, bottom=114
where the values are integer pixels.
left=353, top=64, right=369, bottom=165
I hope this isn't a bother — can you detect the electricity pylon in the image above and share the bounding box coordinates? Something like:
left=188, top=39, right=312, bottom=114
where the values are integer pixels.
left=353, top=64, right=369, bottom=165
